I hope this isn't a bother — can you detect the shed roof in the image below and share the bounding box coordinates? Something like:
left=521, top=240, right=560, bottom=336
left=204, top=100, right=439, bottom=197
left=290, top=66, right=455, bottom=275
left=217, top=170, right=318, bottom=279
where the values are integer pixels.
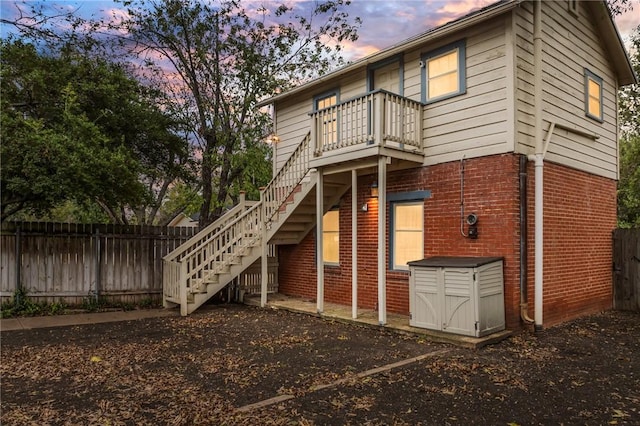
left=257, top=0, right=635, bottom=108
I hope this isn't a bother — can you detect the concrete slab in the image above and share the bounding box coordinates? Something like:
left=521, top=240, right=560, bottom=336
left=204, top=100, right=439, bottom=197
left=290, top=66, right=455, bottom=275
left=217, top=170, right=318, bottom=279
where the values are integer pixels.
left=244, top=293, right=513, bottom=349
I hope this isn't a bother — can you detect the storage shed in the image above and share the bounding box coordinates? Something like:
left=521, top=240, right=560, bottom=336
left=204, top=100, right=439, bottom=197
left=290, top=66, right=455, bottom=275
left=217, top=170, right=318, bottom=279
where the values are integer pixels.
left=408, top=257, right=505, bottom=337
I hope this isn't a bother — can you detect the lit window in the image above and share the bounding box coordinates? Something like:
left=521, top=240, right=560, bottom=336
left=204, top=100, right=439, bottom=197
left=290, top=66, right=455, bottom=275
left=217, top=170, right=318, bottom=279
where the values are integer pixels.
left=422, top=40, right=466, bottom=103
left=314, top=92, right=338, bottom=148
left=391, top=202, right=423, bottom=270
left=584, top=69, right=603, bottom=121
left=322, top=209, right=339, bottom=264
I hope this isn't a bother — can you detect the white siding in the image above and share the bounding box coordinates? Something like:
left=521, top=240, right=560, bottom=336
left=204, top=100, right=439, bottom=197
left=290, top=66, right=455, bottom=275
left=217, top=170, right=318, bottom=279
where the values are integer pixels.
left=273, top=0, right=620, bottom=178
left=273, top=69, right=366, bottom=172
left=514, top=1, right=619, bottom=179
left=274, top=96, right=310, bottom=172
left=419, top=17, right=510, bottom=164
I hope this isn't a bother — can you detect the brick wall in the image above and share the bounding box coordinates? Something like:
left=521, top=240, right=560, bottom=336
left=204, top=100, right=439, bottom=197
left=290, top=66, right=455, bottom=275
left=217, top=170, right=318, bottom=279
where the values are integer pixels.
left=526, top=161, right=616, bottom=327
left=278, top=153, right=616, bottom=329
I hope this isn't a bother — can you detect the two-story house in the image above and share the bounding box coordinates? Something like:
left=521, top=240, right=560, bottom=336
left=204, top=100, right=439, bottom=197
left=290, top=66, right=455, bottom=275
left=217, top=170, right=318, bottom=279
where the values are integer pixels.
left=163, top=0, right=635, bottom=332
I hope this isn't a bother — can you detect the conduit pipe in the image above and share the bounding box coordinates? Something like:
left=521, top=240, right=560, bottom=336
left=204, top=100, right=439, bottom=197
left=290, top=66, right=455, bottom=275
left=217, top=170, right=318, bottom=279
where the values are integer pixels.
left=460, top=156, right=468, bottom=238
left=529, top=0, right=544, bottom=331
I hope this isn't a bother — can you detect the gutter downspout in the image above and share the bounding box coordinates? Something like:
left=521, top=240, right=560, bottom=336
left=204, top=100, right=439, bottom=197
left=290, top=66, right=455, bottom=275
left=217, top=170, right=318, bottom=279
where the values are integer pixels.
left=519, top=155, right=534, bottom=324
left=529, top=0, right=544, bottom=331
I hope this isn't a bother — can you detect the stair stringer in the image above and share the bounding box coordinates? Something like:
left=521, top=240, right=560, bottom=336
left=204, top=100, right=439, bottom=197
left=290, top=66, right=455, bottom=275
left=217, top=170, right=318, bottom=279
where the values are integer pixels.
left=265, top=172, right=317, bottom=243
left=265, top=172, right=351, bottom=245
left=295, top=179, right=352, bottom=245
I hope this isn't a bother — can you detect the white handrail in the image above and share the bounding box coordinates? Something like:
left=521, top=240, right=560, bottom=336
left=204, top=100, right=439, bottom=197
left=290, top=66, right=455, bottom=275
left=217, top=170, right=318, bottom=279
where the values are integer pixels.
left=262, top=132, right=312, bottom=222
left=163, top=130, right=316, bottom=312
left=164, top=197, right=256, bottom=263
left=310, top=90, right=423, bottom=156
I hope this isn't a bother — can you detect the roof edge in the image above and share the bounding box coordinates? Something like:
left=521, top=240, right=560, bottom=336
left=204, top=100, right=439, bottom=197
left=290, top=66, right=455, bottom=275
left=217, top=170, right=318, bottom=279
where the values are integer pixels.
left=256, top=0, right=519, bottom=107
left=587, top=1, right=636, bottom=87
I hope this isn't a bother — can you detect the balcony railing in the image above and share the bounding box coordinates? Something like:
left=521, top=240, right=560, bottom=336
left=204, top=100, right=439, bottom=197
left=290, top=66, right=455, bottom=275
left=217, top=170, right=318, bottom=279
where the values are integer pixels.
left=309, top=89, right=424, bottom=158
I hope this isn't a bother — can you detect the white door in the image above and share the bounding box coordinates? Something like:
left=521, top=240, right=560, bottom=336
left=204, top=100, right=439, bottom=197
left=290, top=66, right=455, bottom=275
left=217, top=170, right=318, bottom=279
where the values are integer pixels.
left=442, top=268, right=476, bottom=336
left=410, top=267, right=439, bottom=330
left=372, top=61, right=401, bottom=93
left=372, top=61, right=403, bottom=148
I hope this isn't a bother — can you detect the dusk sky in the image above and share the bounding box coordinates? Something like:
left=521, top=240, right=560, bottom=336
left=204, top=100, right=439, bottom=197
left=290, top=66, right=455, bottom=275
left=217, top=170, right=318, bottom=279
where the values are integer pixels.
left=1, top=0, right=638, bottom=62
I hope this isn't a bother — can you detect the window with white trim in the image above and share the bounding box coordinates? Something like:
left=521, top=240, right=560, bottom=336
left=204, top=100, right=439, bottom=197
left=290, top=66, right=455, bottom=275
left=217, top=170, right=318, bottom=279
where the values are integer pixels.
left=391, top=202, right=424, bottom=270
left=322, top=209, right=339, bottom=265
left=422, top=40, right=466, bottom=103
left=584, top=69, right=603, bottom=122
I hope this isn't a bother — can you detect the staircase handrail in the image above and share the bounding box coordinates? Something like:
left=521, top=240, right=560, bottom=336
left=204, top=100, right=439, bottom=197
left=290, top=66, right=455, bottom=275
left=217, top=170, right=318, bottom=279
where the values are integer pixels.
left=164, top=199, right=257, bottom=263
left=180, top=202, right=263, bottom=284
left=164, top=130, right=313, bottom=312
left=262, top=132, right=312, bottom=222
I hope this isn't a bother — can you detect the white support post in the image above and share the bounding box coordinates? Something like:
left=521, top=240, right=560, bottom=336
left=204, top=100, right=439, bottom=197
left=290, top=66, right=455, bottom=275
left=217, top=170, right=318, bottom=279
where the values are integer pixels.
left=310, top=114, right=318, bottom=156
left=416, top=102, right=424, bottom=149
left=351, top=170, right=358, bottom=319
left=374, top=92, right=385, bottom=147
left=180, top=262, right=188, bottom=317
left=377, top=156, right=387, bottom=325
left=260, top=188, right=268, bottom=308
left=316, top=170, right=324, bottom=313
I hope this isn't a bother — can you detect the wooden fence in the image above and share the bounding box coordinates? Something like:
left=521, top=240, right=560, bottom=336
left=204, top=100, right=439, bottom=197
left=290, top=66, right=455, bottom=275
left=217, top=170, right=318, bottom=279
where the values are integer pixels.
left=1, top=222, right=199, bottom=305
left=613, top=228, right=640, bottom=311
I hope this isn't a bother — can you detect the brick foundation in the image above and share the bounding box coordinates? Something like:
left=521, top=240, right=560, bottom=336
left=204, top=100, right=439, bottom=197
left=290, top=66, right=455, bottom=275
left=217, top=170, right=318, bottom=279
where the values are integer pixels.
left=278, top=153, right=616, bottom=329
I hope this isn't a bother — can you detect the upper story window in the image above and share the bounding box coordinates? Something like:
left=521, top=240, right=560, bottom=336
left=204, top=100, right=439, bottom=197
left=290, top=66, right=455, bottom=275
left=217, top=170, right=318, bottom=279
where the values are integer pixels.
left=422, top=40, right=466, bottom=103
left=322, top=209, right=339, bottom=265
left=314, top=90, right=339, bottom=148
left=315, top=92, right=338, bottom=110
left=584, top=69, right=603, bottom=122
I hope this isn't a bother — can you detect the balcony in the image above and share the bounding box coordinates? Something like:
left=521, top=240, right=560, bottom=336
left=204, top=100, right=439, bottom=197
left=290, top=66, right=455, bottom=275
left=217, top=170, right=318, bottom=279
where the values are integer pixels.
left=309, top=89, right=425, bottom=169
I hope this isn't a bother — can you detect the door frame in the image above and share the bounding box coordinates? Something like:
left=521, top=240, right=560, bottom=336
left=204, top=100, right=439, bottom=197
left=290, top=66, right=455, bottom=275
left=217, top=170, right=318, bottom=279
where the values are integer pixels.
left=367, top=53, right=404, bottom=95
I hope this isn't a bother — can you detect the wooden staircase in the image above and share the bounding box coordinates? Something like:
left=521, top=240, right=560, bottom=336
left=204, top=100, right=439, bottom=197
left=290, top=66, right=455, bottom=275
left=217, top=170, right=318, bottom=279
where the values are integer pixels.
left=162, top=133, right=350, bottom=315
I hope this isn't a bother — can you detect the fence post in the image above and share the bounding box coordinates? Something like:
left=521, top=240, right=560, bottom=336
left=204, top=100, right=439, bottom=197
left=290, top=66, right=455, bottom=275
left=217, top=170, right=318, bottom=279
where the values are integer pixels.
left=15, top=224, right=22, bottom=304
left=94, top=227, right=101, bottom=302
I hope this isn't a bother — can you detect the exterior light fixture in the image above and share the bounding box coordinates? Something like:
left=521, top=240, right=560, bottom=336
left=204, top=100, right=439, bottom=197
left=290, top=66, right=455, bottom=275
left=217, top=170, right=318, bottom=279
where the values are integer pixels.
left=265, top=134, right=280, bottom=144
left=371, top=181, right=379, bottom=198
left=361, top=203, right=368, bottom=212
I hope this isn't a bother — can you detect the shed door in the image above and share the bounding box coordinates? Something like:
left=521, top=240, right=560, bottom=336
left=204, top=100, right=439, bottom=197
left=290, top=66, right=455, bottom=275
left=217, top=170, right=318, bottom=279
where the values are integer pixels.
left=411, top=267, right=439, bottom=330
left=442, top=268, right=476, bottom=336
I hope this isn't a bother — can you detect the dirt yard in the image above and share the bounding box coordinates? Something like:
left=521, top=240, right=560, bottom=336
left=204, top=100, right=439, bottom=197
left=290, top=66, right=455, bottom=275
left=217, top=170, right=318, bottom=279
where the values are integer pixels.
left=1, top=304, right=639, bottom=425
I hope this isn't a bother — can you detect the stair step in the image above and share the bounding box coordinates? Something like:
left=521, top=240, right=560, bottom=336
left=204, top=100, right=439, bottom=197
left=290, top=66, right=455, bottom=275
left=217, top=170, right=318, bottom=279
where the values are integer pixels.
left=295, top=205, right=316, bottom=214
left=214, top=263, right=231, bottom=274
left=223, top=254, right=242, bottom=265
left=285, top=214, right=315, bottom=223
left=271, top=238, right=300, bottom=245
left=271, top=231, right=303, bottom=241
left=278, top=223, right=307, bottom=232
